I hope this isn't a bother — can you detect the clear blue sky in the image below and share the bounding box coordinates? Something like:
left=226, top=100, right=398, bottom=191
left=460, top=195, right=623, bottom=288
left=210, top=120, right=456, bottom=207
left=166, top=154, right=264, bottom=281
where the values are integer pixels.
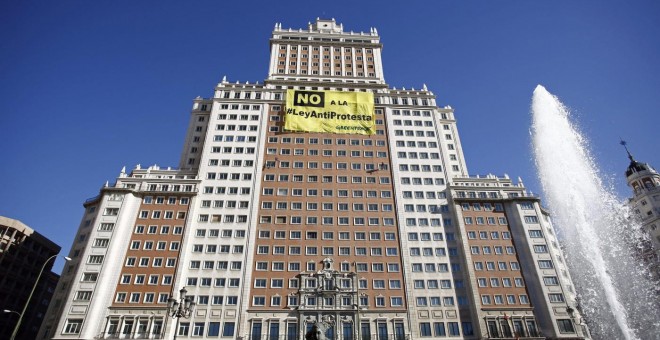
left=1, top=1, right=658, bottom=272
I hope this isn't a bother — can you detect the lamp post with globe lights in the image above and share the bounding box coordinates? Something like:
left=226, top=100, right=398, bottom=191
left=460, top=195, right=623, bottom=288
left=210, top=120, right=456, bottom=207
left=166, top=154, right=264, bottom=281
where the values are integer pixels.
left=167, top=288, right=196, bottom=340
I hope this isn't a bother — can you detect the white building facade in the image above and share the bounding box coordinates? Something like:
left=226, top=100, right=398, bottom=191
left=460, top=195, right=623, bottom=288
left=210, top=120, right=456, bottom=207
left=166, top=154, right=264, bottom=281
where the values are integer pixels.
left=39, top=19, right=586, bottom=340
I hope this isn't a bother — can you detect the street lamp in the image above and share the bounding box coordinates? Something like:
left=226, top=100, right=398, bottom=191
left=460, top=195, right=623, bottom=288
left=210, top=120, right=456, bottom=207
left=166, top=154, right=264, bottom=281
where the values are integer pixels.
left=10, top=254, right=71, bottom=340
left=3, top=310, right=20, bottom=317
left=167, top=287, right=196, bottom=340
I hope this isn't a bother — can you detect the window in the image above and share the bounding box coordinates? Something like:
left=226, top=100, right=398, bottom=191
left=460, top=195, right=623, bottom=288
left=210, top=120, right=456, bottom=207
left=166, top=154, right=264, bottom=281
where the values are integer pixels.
left=519, top=295, right=530, bottom=304
left=193, top=322, right=205, bottom=336
left=115, top=292, right=127, bottom=304
left=524, top=215, right=539, bottom=223
left=93, top=238, right=109, bottom=248
left=529, top=230, right=544, bottom=238
left=520, top=202, right=534, bottom=210
left=506, top=294, right=517, bottom=304
left=99, top=223, right=115, bottom=231
left=75, top=291, right=92, bottom=301
left=222, top=322, right=236, bottom=337
left=420, top=323, right=432, bottom=337
left=64, top=319, right=84, bottom=334
left=253, top=296, right=266, bottom=306
left=177, top=322, right=190, bottom=336
left=557, top=319, right=575, bottom=333
left=82, top=273, right=98, bottom=282
left=538, top=260, right=554, bottom=269
left=534, top=245, right=549, bottom=253
left=87, top=255, right=104, bottom=264
left=549, top=293, right=565, bottom=303
left=543, top=276, right=559, bottom=285
left=477, top=278, right=488, bottom=287
left=104, top=208, right=119, bottom=216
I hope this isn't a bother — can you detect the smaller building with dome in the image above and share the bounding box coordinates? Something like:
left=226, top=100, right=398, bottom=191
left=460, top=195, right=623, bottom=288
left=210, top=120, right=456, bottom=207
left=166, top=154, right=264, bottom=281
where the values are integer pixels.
left=622, top=141, right=660, bottom=258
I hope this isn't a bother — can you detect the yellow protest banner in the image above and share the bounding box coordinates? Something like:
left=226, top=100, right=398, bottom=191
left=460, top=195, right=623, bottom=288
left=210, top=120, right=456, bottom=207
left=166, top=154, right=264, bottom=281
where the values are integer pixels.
left=284, top=90, right=375, bottom=135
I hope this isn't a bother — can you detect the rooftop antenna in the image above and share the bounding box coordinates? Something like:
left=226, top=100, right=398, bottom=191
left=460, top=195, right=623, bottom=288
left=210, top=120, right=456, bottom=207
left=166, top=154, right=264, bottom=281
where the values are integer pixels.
left=620, top=139, right=634, bottom=161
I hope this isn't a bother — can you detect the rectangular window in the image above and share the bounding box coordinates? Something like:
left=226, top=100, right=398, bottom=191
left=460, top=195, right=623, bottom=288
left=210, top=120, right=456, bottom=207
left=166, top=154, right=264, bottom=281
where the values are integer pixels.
left=549, top=293, right=565, bottom=303
left=64, top=319, right=84, bottom=334
left=420, top=323, right=432, bottom=337
left=534, top=245, right=549, bottom=253
left=222, top=322, right=236, bottom=337
left=82, top=273, right=98, bottom=282
left=557, top=319, right=575, bottom=333
left=104, top=208, right=119, bottom=216
left=538, top=260, right=554, bottom=269
left=543, top=276, right=559, bottom=285
left=525, top=215, right=539, bottom=223
left=93, top=238, right=109, bottom=248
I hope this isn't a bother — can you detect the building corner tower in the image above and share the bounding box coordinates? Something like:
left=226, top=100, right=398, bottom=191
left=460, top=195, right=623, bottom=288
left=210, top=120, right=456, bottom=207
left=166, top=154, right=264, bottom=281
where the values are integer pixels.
left=39, top=19, right=587, bottom=340
left=623, top=143, right=660, bottom=260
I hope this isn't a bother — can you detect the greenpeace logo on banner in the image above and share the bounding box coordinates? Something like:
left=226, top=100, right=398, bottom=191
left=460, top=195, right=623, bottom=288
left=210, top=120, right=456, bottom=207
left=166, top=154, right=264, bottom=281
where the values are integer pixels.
left=284, top=90, right=375, bottom=135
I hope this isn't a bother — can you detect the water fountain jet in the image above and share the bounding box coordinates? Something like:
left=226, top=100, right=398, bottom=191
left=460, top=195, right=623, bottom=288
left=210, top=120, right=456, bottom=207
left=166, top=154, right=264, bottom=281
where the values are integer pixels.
left=531, top=85, right=660, bottom=339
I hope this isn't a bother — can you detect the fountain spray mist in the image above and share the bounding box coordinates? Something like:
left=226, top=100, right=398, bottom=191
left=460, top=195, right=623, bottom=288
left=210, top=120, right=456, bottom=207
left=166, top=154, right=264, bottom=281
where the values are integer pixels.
left=531, top=85, right=660, bottom=339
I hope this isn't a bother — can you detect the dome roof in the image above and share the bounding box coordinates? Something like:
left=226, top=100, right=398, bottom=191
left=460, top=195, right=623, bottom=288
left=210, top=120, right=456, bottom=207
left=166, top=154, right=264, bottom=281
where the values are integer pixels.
left=621, top=140, right=656, bottom=177
left=626, top=160, right=653, bottom=177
